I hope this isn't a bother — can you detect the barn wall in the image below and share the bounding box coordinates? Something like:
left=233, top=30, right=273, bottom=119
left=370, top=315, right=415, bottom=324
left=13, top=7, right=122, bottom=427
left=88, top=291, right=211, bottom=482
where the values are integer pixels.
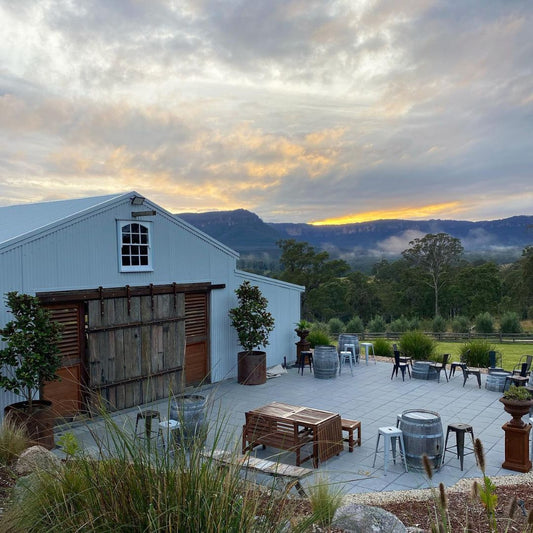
left=0, top=195, right=303, bottom=414
left=209, top=270, right=303, bottom=383
left=2, top=199, right=237, bottom=294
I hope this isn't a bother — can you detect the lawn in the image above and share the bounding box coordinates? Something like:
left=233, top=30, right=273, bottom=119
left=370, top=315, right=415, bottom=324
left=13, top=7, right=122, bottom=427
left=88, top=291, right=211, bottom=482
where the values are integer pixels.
left=435, top=341, right=532, bottom=371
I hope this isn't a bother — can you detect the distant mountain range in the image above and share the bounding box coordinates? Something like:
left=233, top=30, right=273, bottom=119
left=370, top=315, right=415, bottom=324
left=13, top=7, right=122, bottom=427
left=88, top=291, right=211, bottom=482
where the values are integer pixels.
left=177, top=210, right=533, bottom=268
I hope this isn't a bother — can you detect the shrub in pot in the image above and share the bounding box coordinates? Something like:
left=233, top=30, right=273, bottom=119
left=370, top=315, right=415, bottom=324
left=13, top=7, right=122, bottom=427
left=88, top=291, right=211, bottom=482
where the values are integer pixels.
left=500, top=385, right=533, bottom=428
left=459, top=339, right=495, bottom=368
left=399, top=330, right=436, bottom=361
left=294, top=319, right=312, bottom=340
left=0, top=292, right=62, bottom=449
left=229, top=281, right=275, bottom=385
left=307, top=330, right=332, bottom=348
left=372, top=338, right=393, bottom=358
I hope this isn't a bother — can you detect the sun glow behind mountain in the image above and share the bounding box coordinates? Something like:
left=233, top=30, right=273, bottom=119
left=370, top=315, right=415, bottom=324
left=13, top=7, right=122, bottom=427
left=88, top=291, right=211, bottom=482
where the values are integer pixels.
left=310, top=202, right=463, bottom=225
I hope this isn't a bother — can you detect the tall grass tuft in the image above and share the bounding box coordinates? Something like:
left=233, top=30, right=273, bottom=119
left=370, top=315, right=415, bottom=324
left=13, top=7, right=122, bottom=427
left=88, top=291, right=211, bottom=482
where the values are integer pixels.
left=399, top=330, right=436, bottom=361
left=421, top=454, right=450, bottom=532
left=473, top=438, right=498, bottom=532
left=372, top=338, right=393, bottom=358
left=0, top=417, right=30, bottom=465
left=0, top=402, right=300, bottom=532
left=308, top=475, right=344, bottom=528
left=460, top=339, right=495, bottom=368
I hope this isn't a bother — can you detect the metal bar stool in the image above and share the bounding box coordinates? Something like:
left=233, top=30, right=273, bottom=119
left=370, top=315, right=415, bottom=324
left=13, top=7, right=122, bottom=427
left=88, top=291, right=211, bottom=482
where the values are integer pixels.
left=135, top=409, right=163, bottom=444
left=344, top=343, right=358, bottom=365
left=372, top=426, right=408, bottom=475
left=443, top=423, right=475, bottom=471
left=339, top=350, right=354, bottom=376
left=298, top=350, right=313, bottom=375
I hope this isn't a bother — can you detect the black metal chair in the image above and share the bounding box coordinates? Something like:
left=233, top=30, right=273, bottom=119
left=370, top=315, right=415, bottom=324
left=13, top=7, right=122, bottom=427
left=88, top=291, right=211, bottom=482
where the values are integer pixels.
left=391, top=350, right=411, bottom=381
left=505, top=360, right=530, bottom=390
left=392, top=344, right=412, bottom=367
left=429, top=354, right=450, bottom=383
left=461, top=365, right=481, bottom=388
left=512, top=355, right=532, bottom=377
left=450, top=349, right=469, bottom=378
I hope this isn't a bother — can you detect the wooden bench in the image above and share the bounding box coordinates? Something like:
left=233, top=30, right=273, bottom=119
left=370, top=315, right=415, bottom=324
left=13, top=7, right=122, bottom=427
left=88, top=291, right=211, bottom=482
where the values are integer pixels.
left=204, top=449, right=313, bottom=497
left=242, top=412, right=314, bottom=466
left=341, top=419, right=361, bottom=452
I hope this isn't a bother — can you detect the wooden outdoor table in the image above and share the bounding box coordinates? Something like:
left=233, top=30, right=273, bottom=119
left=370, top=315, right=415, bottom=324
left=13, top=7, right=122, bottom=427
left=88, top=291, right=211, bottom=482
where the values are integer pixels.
left=242, top=401, right=343, bottom=468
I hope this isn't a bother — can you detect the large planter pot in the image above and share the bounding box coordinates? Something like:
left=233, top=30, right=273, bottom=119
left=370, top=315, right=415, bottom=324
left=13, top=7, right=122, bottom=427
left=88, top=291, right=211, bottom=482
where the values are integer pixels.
left=4, top=400, right=56, bottom=450
left=499, top=397, right=533, bottom=428
left=238, top=351, right=267, bottom=385
left=170, top=394, right=207, bottom=447
left=295, top=329, right=310, bottom=342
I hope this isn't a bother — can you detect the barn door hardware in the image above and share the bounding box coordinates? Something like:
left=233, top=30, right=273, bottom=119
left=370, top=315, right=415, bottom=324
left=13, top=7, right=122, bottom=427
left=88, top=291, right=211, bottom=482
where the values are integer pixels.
left=86, top=315, right=185, bottom=333
left=98, top=286, right=105, bottom=316
left=172, top=282, right=177, bottom=310
left=126, top=285, right=132, bottom=315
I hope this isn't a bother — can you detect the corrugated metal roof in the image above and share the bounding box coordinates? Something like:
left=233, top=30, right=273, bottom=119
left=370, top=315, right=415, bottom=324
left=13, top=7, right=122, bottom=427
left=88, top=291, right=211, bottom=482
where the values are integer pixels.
left=0, top=192, right=128, bottom=244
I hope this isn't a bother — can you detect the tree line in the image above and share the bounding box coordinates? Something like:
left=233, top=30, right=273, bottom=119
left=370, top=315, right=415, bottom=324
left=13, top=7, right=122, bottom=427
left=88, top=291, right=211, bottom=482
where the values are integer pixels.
left=261, top=234, right=533, bottom=330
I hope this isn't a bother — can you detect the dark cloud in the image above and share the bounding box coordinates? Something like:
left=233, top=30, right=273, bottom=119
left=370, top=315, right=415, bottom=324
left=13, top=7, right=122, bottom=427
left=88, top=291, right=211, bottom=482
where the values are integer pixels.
left=0, top=0, right=531, bottom=221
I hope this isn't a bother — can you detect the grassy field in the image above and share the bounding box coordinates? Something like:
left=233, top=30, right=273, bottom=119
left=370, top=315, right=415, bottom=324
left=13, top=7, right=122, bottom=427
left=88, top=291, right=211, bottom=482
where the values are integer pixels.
left=435, top=341, right=532, bottom=371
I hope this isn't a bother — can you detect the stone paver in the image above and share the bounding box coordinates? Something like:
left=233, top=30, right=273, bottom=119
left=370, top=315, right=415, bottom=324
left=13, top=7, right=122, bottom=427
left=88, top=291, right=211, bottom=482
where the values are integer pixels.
left=57, top=359, right=531, bottom=495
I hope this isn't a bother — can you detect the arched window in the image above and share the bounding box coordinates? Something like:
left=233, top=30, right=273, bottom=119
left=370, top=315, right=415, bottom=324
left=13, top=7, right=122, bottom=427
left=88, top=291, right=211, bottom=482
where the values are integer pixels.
left=117, top=221, right=153, bottom=272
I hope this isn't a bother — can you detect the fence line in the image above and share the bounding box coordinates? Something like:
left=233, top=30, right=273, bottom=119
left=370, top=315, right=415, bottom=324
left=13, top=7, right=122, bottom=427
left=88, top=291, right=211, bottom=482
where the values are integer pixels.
left=352, top=332, right=533, bottom=344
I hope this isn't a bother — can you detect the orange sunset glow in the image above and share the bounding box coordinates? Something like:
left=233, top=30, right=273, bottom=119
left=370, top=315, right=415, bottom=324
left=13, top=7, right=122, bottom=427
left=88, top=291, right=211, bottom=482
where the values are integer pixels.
left=311, top=203, right=464, bottom=225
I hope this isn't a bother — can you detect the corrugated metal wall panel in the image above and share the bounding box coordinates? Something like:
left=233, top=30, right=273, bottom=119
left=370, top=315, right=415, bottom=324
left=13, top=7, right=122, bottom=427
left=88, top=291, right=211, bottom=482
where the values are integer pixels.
left=1, top=196, right=303, bottom=412
left=209, top=273, right=303, bottom=383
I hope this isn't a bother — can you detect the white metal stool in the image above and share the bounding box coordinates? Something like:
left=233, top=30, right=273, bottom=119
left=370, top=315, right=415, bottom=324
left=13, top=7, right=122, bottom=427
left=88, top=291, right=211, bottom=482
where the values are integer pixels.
left=344, top=343, right=359, bottom=365
left=360, top=342, right=376, bottom=364
left=159, top=419, right=179, bottom=450
left=339, top=350, right=354, bottom=376
left=373, top=426, right=408, bottom=475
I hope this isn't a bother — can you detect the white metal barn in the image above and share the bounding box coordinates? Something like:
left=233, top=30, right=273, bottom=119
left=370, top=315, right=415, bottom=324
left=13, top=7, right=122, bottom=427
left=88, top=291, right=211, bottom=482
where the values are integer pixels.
left=0, top=192, right=303, bottom=419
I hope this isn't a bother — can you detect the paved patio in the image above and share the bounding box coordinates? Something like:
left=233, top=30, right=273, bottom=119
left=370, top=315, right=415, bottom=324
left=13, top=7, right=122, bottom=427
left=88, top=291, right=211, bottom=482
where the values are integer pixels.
left=57, top=358, right=532, bottom=496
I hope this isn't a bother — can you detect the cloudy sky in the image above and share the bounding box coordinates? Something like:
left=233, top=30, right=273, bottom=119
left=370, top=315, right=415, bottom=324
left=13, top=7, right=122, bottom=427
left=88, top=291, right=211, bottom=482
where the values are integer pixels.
left=0, top=0, right=531, bottom=224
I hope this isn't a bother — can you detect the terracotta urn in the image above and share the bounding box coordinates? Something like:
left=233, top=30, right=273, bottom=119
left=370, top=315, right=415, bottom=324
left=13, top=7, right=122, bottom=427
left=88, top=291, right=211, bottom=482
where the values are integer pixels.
left=499, top=397, right=533, bottom=428
left=295, top=328, right=310, bottom=341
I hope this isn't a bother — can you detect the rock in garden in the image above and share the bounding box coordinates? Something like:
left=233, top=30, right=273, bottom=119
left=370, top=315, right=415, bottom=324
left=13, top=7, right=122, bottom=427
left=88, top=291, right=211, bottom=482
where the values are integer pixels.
left=333, top=503, right=407, bottom=532
left=15, top=445, right=61, bottom=476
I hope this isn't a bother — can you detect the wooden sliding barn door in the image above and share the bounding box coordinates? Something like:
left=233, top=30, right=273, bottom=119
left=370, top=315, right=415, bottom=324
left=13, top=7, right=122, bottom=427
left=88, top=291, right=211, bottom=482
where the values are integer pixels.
left=185, top=292, right=210, bottom=386
left=42, top=303, right=85, bottom=420
left=86, top=293, right=185, bottom=411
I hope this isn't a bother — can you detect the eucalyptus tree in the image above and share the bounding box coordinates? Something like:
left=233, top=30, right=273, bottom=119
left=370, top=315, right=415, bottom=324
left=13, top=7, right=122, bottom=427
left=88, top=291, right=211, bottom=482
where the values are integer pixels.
left=276, top=239, right=350, bottom=319
left=402, top=233, right=464, bottom=318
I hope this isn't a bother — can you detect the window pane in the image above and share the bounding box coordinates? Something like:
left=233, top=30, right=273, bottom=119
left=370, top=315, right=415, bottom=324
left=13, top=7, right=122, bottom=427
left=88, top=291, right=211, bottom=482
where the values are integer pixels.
left=119, top=221, right=151, bottom=271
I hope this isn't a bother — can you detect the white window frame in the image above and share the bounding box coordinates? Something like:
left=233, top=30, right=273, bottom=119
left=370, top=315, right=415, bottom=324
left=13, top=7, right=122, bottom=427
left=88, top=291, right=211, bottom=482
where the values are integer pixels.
left=117, top=220, right=153, bottom=272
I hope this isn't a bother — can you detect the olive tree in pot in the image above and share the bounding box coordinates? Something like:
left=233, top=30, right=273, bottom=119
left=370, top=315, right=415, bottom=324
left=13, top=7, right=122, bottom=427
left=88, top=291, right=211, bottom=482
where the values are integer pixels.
left=0, top=292, right=62, bottom=449
left=229, top=281, right=275, bottom=385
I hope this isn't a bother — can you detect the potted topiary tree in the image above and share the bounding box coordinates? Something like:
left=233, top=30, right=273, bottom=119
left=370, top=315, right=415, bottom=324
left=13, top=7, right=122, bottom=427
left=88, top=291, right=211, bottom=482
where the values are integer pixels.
left=229, top=281, right=275, bottom=385
left=294, top=319, right=312, bottom=341
left=0, top=292, right=62, bottom=449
